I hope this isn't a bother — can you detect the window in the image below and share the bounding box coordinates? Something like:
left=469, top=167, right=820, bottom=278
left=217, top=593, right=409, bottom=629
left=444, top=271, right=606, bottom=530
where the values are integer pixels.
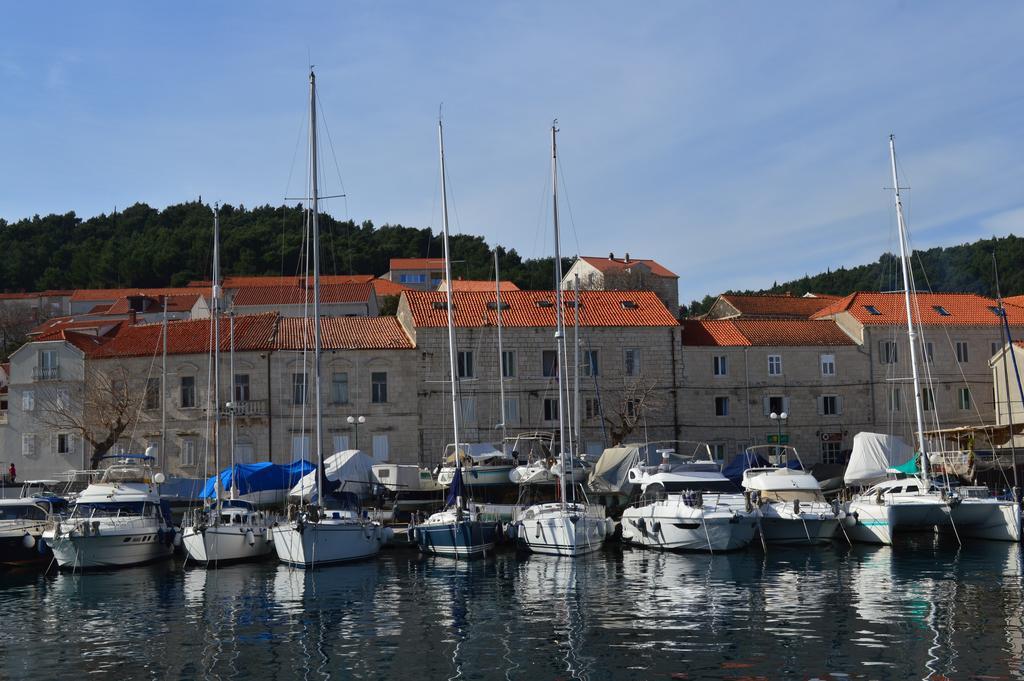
left=542, top=350, right=558, bottom=378
left=292, top=373, right=308, bottom=406
left=864, top=305, right=882, bottom=316
left=585, top=398, right=601, bottom=420
left=626, top=399, right=639, bottom=420
left=397, top=273, right=427, bottom=284
left=22, top=433, right=35, bottom=458
left=36, top=350, right=58, bottom=380
left=958, top=387, right=972, bottom=411
left=371, top=372, right=388, bottom=403
left=880, top=341, right=898, bottom=364
left=22, top=390, right=34, bottom=411
left=922, top=388, right=935, bottom=411
left=925, top=342, right=934, bottom=363
left=713, top=355, right=728, bottom=377
left=145, top=378, right=160, bottom=410
left=56, top=388, right=69, bottom=408
left=372, top=434, right=390, bottom=462
left=711, top=444, right=726, bottom=460
left=768, top=355, right=782, bottom=376
left=821, top=442, right=843, bottom=465
left=180, top=376, right=196, bottom=408
left=234, top=374, right=250, bottom=402
left=180, top=438, right=196, bottom=466
left=820, top=395, right=842, bottom=416
left=715, top=396, right=729, bottom=417
left=955, top=341, right=969, bottom=363
left=764, top=395, right=788, bottom=415
left=460, top=397, right=476, bottom=422
left=820, top=354, right=836, bottom=376
left=624, top=349, right=640, bottom=377
left=890, top=389, right=902, bottom=412
left=933, top=305, right=951, bottom=317
left=291, top=435, right=310, bottom=459
left=581, top=350, right=599, bottom=377
left=503, top=397, right=519, bottom=425
left=331, top=372, right=349, bottom=405
left=543, top=398, right=559, bottom=421
left=502, top=351, right=516, bottom=378
left=457, top=351, right=474, bottom=378
left=332, top=435, right=350, bottom=453
left=234, top=443, right=254, bottom=464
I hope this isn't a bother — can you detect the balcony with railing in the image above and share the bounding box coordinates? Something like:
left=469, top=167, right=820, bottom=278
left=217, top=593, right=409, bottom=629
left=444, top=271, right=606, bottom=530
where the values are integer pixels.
left=221, top=399, right=267, bottom=418
left=32, top=366, right=60, bottom=381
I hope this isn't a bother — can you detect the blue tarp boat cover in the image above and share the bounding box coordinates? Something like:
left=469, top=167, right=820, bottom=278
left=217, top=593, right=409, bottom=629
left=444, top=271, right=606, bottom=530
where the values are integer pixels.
left=200, top=460, right=315, bottom=500
left=722, top=451, right=801, bottom=485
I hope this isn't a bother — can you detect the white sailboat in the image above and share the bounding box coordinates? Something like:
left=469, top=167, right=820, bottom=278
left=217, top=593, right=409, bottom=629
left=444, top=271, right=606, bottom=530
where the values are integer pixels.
left=183, top=208, right=274, bottom=565
left=410, top=117, right=499, bottom=559
left=843, top=135, right=954, bottom=545
left=272, top=69, right=388, bottom=568
left=512, top=123, right=607, bottom=557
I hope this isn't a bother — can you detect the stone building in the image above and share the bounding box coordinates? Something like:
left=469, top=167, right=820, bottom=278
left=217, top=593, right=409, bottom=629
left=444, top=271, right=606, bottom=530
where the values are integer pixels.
left=561, top=254, right=679, bottom=315
left=679, top=318, right=872, bottom=464
left=397, top=289, right=683, bottom=464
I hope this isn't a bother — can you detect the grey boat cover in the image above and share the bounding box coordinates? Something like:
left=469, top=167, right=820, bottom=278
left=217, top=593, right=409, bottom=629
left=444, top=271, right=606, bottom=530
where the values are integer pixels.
left=289, top=450, right=377, bottom=502
left=843, top=432, right=913, bottom=486
left=588, top=445, right=641, bottom=494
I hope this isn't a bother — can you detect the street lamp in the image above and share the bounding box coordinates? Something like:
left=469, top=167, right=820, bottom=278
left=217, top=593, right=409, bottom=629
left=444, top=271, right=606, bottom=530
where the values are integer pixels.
left=347, top=415, right=366, bottom=450
left=770, top=411, right=788, bottom=462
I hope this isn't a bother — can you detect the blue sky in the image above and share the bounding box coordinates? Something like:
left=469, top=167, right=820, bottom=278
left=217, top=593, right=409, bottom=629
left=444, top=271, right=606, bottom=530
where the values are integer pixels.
left=2, top=3, right=1023, bottom=301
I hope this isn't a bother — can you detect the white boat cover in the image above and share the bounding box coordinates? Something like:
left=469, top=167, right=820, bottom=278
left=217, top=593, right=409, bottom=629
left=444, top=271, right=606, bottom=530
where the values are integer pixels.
left=587, top=445, right=641, bottom=494
left=843, top=432, right=914, bottom=486
left=445, top=442, right=506, bottom=463
left=289, top=450, right=377, bottom=502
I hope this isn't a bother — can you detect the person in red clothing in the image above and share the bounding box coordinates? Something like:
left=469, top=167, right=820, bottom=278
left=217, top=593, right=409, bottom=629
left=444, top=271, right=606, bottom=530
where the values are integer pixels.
left=8, top=462, right=15, bottom=484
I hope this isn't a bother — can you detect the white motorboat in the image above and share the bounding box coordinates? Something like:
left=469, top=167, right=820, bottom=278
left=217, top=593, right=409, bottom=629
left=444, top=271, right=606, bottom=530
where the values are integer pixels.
left=436, top=443, right=516, bottom=489
left=0, top=495, right=66, bottom=568
left=272, top=69, right=390, bottom=569
left=43, top=455, right=177, bottom=570
left=740, top=445, right=839, bottom=545
left=620, top=442, right=758, bottom=552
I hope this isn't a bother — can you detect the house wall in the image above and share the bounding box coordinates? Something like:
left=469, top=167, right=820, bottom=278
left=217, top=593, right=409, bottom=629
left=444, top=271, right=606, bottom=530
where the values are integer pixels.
left=561, top=260, right=679, bottom=315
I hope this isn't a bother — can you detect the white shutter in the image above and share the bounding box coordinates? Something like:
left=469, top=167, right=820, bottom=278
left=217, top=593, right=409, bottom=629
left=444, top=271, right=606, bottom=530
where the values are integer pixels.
left=68, top=434, right=77, bottom=456
left=837, top=396, right=844, bottom=415
left=332, top=435, right=350, bottom=453
left=816, top=396, right=824, bottom=415
left=22, top=391, right=34, bottom=411
left=372, top=435, right=390, bottom=462
left=22, top=433, right=35, bottom=458
left=763, top=396, right=770, bottom=416
left=51, top=433, right=58, bottom=455
left=782, top=397, right=791, bottom=414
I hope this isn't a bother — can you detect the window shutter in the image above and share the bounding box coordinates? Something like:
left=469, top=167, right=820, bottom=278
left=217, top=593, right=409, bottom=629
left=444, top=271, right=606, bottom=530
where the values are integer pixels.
left=816, top=396, right=824, bottom=415
left=68, top=434, right=77, bottom=455
left=837, top=396, right=844, bottom=415
left=782, top=397, right=791, bottom=414
left=763, top=396, right=770, bottom=416
left=51, top=433, right=57, bottom=455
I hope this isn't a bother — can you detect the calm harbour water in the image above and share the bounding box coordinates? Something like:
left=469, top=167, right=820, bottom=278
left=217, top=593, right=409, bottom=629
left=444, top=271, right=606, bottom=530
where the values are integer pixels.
left=1, top=537, right=1022, bottom=680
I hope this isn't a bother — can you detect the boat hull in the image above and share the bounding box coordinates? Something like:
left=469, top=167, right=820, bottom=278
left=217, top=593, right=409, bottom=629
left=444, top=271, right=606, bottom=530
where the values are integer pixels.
left=273, top=519, right=384, bottom=568
left=413, top=520, right=497, bottom=559
left=438, top=466, right=515, bottom=488
left=621, top=499, right=757, bottom=552
left=182, top=524, right=274, bottom=564
left=758, top=503, right=839, bottom=545
left=44, top=525, right=174, bottom=570
left=843, top=498, right=951, bottom=545
left=515, top=507, right=606, bottom=557
left=0, top=532, right=52, bottom=568
left=949, top=499, right=1021, bottom=542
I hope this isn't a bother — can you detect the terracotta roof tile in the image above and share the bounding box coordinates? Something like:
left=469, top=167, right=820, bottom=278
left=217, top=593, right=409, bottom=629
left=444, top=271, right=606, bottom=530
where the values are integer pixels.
left=70, top=287, right=199, bottom=302
left=439, top=280, right=520, bottom=292
left=404, top=290, right=679, bottom=328
left=29, top=316, right=127, bottom=337
left=682, top=319, right=854, bottom=347
left=578, top=255, right=677, bottom=278
left=232, top=283, right=373, bottom=306
left=371, top=279, right=412, bottom=297
left=32, top=329, right=111, bottom=355
left=104, top=293, right=200, bottom=315
left=0, top=290, right=72, bottom=300
left=811, top=291, right=1021, bottom=326
left=91, top=314, right=279, bottom=359
left=275, top=317, right=413, bottom=350
left=715, top=294, right=836, bottom=319
left=389, top=257, right=446, bottom=271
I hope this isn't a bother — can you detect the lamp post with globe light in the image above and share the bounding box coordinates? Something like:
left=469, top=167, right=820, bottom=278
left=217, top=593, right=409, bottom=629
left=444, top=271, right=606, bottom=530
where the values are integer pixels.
left=769, top=411, right=788, bottom=461
left=347, top=415, right=366, bottom=450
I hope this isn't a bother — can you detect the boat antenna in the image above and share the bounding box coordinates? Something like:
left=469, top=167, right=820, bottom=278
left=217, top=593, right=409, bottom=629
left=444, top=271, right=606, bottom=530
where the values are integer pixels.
left=889, top=135, right=928, bottom=485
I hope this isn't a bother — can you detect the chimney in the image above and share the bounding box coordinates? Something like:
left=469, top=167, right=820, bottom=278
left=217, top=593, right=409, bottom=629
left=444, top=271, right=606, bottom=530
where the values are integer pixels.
left=625, top=253, right=631, bottom=263
left=609, top=251, right=615, bottom=260
left=128, top=310, right=137, bottom=325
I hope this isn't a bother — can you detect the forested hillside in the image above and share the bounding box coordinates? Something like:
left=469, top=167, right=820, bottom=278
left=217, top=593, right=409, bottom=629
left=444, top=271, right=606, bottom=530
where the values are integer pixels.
left=0, top=201, right=567, bottom=292
left=685, top=234, right=1024, bottom=316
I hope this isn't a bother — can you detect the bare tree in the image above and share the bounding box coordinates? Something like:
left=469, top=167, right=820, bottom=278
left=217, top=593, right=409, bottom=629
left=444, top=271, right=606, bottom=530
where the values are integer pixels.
left=0, top=304, right=37, bottom=362
left=36, top=363, right=143, bottom=469
left=601, top=377, right=667, bottom=446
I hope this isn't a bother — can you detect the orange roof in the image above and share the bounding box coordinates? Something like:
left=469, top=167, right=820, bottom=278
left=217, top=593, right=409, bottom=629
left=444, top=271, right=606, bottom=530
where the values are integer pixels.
left=29, top=316, right=127, bottom=337
left=232, top=283, right=373, bottom=306
left=715, top=294, right=836, bottom=319
left=104, top=293, right=200, bottom=315
left=578, top=255, right=677, bottom=279
left=91, top=314, right=279, bottom=359
left=1004, top=295, right=1024, bottom=309
left=276, top=317, right=413, bottom=350
left=682, top=319, right=854, bottom=347
left=440, top=280, right=520, bottom=292
left=32, top=329, right=111, bottom=355
left=371, top=279, right=412, bottom=297
left=389, top=258, right=446, bottom=271
left=70, top=287, right=199, bottom=302
left=404, top=290, right=679, bottom=328
left=811, top=292, right=1023, bottom=326
left=0, top=290, right=72, bottom=300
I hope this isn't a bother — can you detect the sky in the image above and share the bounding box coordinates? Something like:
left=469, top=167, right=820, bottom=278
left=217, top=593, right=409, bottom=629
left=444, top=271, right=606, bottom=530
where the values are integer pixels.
left=2, top=2, right=1023, bottom=302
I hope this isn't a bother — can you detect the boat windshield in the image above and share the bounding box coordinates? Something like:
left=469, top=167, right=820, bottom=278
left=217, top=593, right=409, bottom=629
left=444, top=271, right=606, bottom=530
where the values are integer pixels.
left=761, top=490, right=824, bottom=503
left=0, top=504, right=48, bottom=521
left=662, top=479, right=739, bottom=494
left=100, top=465, right=151, bottom=484
left=72, top=502, right=158, bottom=518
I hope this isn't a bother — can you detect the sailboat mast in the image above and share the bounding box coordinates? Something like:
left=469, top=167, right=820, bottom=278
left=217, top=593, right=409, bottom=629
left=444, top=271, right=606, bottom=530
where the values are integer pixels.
left=495, top=249, right=507, bottom=448
left=160, top=297, right=167, bottom=465
left=993, top=256, right=1019, bottom=488
left=573, top=273, right=581, bottom=458
left=438, top=119, right=463, bottom=512
left=551, top=122, right=568, bottom=510
left=310, top=69, right=325, bottom=503
left=212, top=205, right=223, bottom=508
left=229, top=311, right=236, bottom=500
left=889, top=135, right=928, bottom=484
